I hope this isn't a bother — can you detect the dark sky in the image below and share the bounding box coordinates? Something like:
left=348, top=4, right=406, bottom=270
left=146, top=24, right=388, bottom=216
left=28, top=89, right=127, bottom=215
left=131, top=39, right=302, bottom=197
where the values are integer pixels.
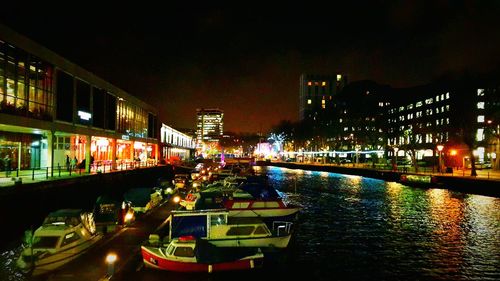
left=2, top=2, right=500, bottom=133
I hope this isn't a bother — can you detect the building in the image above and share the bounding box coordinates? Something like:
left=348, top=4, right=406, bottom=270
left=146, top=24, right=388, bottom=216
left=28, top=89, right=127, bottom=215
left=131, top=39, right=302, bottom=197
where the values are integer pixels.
left=196, top=108, right=223, bottom=149
left=385, top=78, right=500, bottom=169
left=0, top=24, right=158, bottom=173
left=299, top=73, right=347, bottom=123
left=160, top=124, right=195, bottom=163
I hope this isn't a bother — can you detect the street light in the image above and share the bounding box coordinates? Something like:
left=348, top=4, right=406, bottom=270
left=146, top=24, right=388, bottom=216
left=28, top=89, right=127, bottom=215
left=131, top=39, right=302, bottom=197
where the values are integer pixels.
left=106, top=252, right=118, bottom=277
left=393, top=146, right=399, bottom=171
left=437, top=144, right=444, bottom=173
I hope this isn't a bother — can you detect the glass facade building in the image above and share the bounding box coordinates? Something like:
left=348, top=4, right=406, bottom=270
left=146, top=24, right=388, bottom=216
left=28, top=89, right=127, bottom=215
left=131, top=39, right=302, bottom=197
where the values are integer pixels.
left=0, top=24, right=158, bottom=173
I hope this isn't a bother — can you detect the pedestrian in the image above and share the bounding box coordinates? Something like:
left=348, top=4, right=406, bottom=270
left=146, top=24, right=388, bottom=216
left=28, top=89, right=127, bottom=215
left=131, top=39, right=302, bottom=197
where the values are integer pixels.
left=3, top=154, right=11, bottom=177
left=71, top=156, right=77, bottom=170
left=66, top=155, right=70, bottom=171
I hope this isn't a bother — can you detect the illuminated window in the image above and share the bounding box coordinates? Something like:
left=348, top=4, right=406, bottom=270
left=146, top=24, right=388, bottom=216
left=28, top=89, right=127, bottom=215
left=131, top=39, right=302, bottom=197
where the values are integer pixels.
left=407, top=104, right=413, bottom=110
left=446, top=92, right=450, bottom=99
left=307, top=81, right=312, bottom=86
left=307, top=99, right=311, bottom=104
left=477, top=115, right=485, bottom=123
left=477, top=89, right=484, bottom=96
left=321, top=99, right=325, bottom=109
left=436, top=95, right=440, bottom=102
left=416, top=101, right=423, bottom=107
left=399, top=106, right=405, bottom=112
left=476, top=128, right=484, bottom=141
left=441, top=94, right=444, bottom=100
left=477, top=102, right=485, bottom=109
left=321, top=81, right=326, bottom=86
left=339, top=118, right=343, bottom=123
left=425, top=98, right=433, bottom=104
left=446, top=105, right=450, bottom=111
left=336, top=74, right=342, bottom=81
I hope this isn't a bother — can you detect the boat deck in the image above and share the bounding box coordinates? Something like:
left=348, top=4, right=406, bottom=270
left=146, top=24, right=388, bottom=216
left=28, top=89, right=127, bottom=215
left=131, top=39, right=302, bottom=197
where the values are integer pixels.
left=41, top=201, right=175, bottom=281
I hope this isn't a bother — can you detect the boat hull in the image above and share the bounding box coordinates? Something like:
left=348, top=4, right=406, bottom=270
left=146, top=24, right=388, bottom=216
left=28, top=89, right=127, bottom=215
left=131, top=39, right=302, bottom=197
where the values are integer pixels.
left=207, top=235, right=291, bottom=248
left=228, top=207, right=300, bottom=218
left=17, top=234, right=102, bottom=276
left=141, top=246, right=263, bottom=272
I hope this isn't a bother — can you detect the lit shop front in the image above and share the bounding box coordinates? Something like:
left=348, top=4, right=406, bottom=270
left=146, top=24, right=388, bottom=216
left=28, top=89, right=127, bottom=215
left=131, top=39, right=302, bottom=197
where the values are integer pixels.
left=133, top=141, right=157, bottom=163
left=90, top=137, right=115, bottom=163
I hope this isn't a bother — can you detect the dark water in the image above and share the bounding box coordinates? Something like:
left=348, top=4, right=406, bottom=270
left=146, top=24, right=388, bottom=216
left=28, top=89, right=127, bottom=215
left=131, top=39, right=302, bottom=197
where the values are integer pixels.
left=2, top=166, right=499, bottom=280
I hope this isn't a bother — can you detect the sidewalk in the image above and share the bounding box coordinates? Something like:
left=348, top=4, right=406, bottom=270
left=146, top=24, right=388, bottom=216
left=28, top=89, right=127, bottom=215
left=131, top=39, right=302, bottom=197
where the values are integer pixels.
left=0, top=163, right=161, bottom=188
left=274, top=161, right=500, bottom=181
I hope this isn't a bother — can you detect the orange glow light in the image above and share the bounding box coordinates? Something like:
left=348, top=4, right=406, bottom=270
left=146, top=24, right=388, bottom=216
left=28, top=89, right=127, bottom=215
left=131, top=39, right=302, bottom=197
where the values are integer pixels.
left=450, top=149, right=457, bottom=156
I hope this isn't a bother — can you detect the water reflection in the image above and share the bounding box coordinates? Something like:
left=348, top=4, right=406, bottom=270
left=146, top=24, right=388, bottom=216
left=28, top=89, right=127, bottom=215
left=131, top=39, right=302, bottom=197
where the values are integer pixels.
left=2, top=166, right=499, bottom=281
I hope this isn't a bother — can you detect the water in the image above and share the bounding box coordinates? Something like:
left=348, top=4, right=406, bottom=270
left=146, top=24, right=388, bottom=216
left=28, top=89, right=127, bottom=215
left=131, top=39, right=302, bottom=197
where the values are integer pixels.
left=2, top=166, right=499, bottom=280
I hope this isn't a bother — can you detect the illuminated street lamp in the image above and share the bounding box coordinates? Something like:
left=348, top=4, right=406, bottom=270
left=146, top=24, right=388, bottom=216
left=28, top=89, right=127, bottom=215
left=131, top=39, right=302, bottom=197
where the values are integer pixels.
left=106, top=252, right=118, bottom=277
left=437, top=144, right=444, bottom=173
left=393, top=146, right=399, bottom=171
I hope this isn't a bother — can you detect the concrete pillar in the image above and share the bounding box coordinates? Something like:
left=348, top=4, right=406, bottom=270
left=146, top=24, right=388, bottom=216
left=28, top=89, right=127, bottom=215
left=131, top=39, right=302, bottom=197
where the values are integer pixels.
left=85, top=135, right=91, bottom=173
left=49, top=131, right=55, bottom=177
left=111, top=138, right=117, bottom=170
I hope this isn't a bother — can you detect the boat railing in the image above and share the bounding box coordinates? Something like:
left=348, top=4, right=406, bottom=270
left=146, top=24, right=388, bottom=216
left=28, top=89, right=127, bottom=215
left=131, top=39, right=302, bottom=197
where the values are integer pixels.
left=272, top=221, right=293, bottom=236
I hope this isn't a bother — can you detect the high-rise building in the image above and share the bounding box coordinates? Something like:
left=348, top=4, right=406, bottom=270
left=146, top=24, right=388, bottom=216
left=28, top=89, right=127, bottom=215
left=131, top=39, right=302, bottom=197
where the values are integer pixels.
left=196, top=108, right=224, bottom=148
left=299, top=73, right=347, bottom=123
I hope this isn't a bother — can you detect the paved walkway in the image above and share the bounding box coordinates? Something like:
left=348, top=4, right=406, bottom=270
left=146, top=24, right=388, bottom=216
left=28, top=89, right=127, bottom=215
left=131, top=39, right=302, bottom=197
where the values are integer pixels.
left=272, top=161, right=500, bottom=181
left=0, top=164, right=160, bottom=188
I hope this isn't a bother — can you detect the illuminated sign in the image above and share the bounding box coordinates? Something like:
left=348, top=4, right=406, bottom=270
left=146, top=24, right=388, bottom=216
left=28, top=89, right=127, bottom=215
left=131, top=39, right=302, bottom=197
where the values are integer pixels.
left=78, top=111, right=92, bottom=121
left=121, top=135, right=130, bottom=140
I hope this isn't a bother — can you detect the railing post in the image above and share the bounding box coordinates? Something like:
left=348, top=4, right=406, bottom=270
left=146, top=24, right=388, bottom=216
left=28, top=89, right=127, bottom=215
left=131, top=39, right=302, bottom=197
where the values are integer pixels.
left=16, top=168, right=19, bottom=177
left=58, top=164, right=61, bottom=177
left=32, top=168, right=35, bottom=180
left=46, top=167, right=49, bottom=179
left=104, top=164, right=106, bottom=173
left=69, top=167, right=72, bottom=176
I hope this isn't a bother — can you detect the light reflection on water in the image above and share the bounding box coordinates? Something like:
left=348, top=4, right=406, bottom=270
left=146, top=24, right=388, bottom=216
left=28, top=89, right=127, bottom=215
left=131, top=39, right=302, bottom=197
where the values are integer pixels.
left=2, top=166, right=499, bottom=281
left=263, top=166, right=500, bottom=281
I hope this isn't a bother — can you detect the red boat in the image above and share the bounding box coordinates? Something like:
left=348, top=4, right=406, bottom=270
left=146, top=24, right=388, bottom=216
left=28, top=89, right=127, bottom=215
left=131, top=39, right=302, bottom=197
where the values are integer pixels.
left=141, top=235, right=264, bottom=272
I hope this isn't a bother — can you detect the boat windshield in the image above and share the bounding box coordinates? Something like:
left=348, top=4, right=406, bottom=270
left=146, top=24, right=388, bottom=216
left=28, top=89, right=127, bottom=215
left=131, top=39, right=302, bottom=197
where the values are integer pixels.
left=32, top=236, right=60, bottom=249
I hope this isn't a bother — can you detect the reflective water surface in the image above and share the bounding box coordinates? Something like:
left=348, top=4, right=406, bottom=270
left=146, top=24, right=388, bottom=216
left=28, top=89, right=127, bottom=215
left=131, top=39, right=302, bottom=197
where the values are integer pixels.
left=2, top=166, right=499, bottom=281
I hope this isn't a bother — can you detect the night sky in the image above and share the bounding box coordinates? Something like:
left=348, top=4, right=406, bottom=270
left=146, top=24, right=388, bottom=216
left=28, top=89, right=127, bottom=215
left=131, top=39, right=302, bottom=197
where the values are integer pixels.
left=2, top=2, right=500, bottom=133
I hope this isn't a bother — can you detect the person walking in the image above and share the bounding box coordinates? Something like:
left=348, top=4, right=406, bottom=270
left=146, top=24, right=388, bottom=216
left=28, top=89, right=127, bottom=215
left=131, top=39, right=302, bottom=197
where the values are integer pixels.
left=4, top=154, right=11, bottom=177
left=66, top=155, right=70, bottom=171
left=71, top=156, right=77, bottom=170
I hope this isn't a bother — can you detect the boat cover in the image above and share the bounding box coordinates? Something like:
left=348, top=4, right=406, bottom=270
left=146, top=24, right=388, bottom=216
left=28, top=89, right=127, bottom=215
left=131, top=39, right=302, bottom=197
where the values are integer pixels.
left=171, top=215, right=207, bottom=238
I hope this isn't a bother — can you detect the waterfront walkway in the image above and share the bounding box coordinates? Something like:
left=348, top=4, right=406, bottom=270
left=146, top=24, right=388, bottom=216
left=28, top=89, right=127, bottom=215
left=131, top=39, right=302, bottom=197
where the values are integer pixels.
left=272, top=160, right=500, bottom=181
left=0, top=162, right=161, bottom=188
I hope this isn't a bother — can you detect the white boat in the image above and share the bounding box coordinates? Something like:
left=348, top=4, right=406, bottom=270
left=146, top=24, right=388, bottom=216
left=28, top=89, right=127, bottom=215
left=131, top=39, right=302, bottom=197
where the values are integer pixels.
left=16, top=209, right=103, bottom=276
left=168, top=210, right=293, bottom=249
left=141, top=235, right=264, bottom=272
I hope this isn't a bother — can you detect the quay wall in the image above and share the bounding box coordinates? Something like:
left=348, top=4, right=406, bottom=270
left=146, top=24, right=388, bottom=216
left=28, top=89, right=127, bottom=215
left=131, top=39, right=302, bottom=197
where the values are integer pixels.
left=0, top=165, right=192, bottom=247
left=264, top=162, right=500, bottom=198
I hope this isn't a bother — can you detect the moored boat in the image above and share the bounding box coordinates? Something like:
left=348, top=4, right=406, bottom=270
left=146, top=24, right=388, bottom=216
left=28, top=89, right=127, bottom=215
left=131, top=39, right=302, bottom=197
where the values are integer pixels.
left=16, top=209, right=103, bottom=276
left=169, top=210, right=293, bottom=249
left=141, top=235, right=264, bottom=272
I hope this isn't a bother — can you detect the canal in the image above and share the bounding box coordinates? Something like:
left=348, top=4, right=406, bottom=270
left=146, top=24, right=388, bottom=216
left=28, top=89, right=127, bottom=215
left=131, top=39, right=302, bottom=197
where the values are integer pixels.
left=2, top=166, right=499, bottom=280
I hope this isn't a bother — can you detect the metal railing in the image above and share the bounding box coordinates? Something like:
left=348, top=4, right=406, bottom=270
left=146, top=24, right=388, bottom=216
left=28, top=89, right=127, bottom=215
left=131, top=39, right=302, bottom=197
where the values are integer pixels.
left=0, top=160, right=159, bottom=186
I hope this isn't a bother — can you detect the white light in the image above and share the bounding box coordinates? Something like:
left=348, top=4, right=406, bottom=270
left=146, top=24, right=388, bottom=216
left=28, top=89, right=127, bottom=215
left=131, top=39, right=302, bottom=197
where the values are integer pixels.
left=78, top=110, right=92, bottom=121
left=106, top=253, right=117, bottom=264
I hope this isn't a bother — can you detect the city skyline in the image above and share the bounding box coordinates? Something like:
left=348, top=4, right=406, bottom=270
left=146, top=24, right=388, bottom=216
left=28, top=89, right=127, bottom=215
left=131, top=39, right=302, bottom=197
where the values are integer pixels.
left=2, top=2, right=500, bottom=133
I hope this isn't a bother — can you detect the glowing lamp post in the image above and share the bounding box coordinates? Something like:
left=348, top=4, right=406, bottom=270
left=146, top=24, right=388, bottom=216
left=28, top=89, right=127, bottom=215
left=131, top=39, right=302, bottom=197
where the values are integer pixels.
left=393, top=146, right=399, bottom=171
left=106, top=252, right=118, bottom=277
left=437, top=144, right=444, bottom=173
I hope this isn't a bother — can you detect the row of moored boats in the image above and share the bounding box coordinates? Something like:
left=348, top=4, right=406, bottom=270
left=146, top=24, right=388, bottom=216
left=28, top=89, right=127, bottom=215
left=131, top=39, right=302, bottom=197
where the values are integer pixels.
left=15, top=162, right=301, bottom=275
